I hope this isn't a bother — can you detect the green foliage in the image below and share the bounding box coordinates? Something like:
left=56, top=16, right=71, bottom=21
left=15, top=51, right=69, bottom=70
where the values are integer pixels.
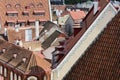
left=65, top=0, right=93, bottom=4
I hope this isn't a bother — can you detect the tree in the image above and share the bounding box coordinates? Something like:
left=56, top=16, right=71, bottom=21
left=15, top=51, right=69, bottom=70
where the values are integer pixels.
left=65, top=0, right=93, bottom=4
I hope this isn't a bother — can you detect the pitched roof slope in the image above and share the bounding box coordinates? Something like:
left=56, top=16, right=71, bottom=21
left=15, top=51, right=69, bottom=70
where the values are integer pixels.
left=61, top=0, right=109, bottom=55
left=42, top=30, right=62, bottom=49
left=63, top=11, right=120, bottom=80
left=0, top=40, right=51, bottom=74
left=69, top=10, right=86, bottom=20
left=40, top=21, right=58, bottom=34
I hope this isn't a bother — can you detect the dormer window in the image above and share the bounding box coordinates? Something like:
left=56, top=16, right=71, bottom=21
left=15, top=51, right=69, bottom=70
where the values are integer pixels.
left=33, top=10, right=45, bottom=16
left=22, top=11, right=29, bottom=16
left=6, top=20, right=15, bottom=27
left=15, top=4, right=21, bottom=8
left=29, top=3, right=35, bottom=8
left=6, top=11, right=18, bottom=17
left=6, top=4, right=11, bottom=8
left=28, top=20, right=35, bottom=26
left=17, top=20, right=26, bottom=26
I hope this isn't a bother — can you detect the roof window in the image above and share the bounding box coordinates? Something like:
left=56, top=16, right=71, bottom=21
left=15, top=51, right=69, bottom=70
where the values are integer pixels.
left=29, top=3, right=35, bottom=8
left=15, top=4, right=21, bottom=8
left=37, top=3, right=43, bottom=7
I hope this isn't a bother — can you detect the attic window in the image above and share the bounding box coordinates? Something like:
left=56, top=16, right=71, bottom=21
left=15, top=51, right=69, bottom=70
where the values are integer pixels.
left=15, top=4, right=21, bottom=8
left=29, top=3, right=35, bottom=8
left=6, top=4, right=11, bottom=8
left=37, top=3, right=43, bottom=7
left=6, top=20, right=15, bottom=27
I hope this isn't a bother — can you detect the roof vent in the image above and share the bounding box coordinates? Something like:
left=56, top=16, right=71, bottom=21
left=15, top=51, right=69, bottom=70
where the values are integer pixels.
left=2, top=48, right=7, bottom=53
left=13, top=53, right=17, bottom=58
left=22, top=58, right=27, bottom=63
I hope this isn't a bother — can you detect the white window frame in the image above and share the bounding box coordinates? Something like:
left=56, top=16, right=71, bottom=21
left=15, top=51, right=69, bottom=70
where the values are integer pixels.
left=25, top=29, right=32, bottom=41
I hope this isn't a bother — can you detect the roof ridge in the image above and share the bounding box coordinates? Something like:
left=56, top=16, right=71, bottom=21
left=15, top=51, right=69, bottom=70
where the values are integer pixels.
left=25, top=53, right=36, bottom=74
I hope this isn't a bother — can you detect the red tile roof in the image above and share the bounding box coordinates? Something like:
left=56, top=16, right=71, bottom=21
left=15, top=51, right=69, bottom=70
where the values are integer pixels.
left=69, top=10, right=86, bottom=20
left=63, top=11, right=120, bottom=80
left=0, top=0, right=51, bottom=28
left=52, top=0, right=110, bottom=67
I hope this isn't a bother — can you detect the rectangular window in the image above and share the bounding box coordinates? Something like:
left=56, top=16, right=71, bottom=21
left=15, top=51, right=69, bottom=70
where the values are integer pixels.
left=7, top=23, right=15, bottom=27
left=30, top=22, right=35, bottom=26
left=25, top=29, right=32, bottom=41
left=33, top=13, right=45, bottom=16
left=18, top=22, right=26, bottom=27
left=7, top=13, right=18, bottom=17
left=22, top=13, right=29, bottom=16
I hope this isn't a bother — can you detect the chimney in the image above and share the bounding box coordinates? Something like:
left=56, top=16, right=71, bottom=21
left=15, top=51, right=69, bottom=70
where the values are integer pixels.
left=93, top=0, right=99, bottom=14
left=15, top=24, right=20, bottom=32
left=35, top=20, right=39, bottom=39
left=4, top=28, right=7, bottom=36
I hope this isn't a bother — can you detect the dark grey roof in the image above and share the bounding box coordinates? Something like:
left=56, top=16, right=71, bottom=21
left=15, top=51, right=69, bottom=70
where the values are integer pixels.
left=42, top=30, right=62, bottom=49
left=40, top=21, right=58, bottom=34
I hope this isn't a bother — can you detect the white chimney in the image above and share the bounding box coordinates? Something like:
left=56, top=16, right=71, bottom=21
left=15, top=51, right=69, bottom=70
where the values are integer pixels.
left=35, top=20, right=39, bottom=38
left=15, top=24, right=20, bottom=32
left=93, top=0, right=99, bottom=14
left=4, top=28, right=7, bottom=36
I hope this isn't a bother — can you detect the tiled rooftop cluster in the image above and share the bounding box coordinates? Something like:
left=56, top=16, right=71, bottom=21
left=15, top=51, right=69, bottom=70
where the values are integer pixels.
left=0, top=39, right=51, bottom=79
left=0, top=0, right=50, bottom=27
left=63, top=11, right=120, bottom=80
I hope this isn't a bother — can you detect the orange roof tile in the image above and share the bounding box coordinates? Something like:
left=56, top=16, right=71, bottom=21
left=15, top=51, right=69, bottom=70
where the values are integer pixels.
left=64, top=10, right=120, bottom=80
left=69, top=10, right=86, bottom=20
left=0, top=0, right=51, bottom=28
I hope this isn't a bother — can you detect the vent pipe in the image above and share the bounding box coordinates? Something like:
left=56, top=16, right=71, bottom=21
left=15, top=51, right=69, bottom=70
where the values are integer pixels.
left=35, top=20, right=39, bottom=39
left=93, top=0, right=99, bottom=14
